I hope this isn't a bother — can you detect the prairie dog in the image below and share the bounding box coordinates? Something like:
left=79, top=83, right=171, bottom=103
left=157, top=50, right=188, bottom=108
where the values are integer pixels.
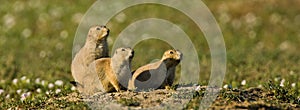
left=71, top=25, right=109, bottom=94
left=95, top=47, right=134, bottom=92
left=129, top=50, right=182, bottom=91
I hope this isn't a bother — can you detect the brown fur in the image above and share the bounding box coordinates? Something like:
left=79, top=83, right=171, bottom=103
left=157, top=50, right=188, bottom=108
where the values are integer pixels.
left=129, top=50, right=182, bottom=91
left=71, top=25, right=109, bottom=94
left=95, top=48, right=134, bottom=92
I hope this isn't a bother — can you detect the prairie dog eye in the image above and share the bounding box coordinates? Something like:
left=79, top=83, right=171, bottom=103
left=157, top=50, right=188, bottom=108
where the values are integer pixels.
left=121, top=48, right=125, bottom=51
left=96, top=27, right=101, bottom=30
left=169, top=51, right=174, bottom=54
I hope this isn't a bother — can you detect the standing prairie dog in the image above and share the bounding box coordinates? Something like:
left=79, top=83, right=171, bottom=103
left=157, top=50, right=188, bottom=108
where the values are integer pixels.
left=71, top=25, right=109, bottom=94
left=95, top=47, right=134, bottom=92
left=129, top=49, right=182, bottom=91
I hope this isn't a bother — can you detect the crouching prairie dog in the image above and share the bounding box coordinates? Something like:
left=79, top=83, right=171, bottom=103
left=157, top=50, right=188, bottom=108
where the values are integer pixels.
left=128, top=49, right=182, bottom=91
left=95, top=47, right=134, bottom=92
left=71, top=25, right=109, bottom=94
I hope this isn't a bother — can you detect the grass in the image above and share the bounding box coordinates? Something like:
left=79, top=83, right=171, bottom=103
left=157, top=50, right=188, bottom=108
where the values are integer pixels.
left=117, top=98, right=140, bottom=107
left=0, top=0, right=300, bottom=109
left=185, top=80, right=299, bottom=109
left=0, top=76, right=88, bottom=109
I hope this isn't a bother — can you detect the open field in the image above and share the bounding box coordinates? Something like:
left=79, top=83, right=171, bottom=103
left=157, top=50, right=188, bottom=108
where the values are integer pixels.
left=0, top=0, right=299, bottom=109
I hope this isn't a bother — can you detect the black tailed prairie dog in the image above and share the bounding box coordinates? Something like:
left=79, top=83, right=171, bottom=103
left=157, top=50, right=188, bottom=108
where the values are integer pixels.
left=95, top=47, right=134, bottom=92
left=128, top=49, right=182, bottom=91
left=71, top=25, right=109, bottom=94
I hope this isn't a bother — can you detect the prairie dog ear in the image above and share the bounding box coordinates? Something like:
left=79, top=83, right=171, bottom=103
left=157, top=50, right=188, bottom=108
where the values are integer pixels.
left=88, top=30, right=92, bottom=37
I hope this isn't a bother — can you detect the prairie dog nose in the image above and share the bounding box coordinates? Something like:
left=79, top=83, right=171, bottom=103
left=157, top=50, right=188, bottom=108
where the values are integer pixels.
left=131, top=50, right=135, bottom=56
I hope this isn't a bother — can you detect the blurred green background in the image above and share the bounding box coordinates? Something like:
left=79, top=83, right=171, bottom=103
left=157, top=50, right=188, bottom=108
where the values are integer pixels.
left=1, top=0, right=299, bottom=88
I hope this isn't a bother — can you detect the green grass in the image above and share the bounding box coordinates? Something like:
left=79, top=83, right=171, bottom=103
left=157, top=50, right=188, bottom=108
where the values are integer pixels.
left=0, top=76, right=88, bottom=109
left=0, top=0, right=300, bottom=109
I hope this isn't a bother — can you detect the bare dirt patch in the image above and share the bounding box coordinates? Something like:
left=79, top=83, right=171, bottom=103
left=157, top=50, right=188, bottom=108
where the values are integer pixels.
left=61, top=85, right=300, bottom=109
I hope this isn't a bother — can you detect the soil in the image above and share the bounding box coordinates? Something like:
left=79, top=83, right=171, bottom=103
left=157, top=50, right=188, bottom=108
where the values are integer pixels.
left=61, top=85, right=300, bottom=109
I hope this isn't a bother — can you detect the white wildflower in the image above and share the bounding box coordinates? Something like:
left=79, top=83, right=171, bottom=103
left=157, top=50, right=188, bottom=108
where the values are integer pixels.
left=20, top=92, right=30, bottom=101
left=27, top=92, right=31, bottom=96
left=291, top=83, right=296, bottom=88
left=35, top=78, right=40, bottom=84
left=289, top=70, right=294, bottom=75
left=223, top=84, right=228, bottom=89
left=219, top=13, right=231, bottom=24
left=54, top=80, right=63, bottom=86
left=60, top=30, right=68, bottom=39
left=55, top=89, right=61, bottom=94
left=36, top=88, right=41, bottom=93
left=0, top=89, right=4, bottom=95
left=13, top=79, right=18, bottom=85
left=20, top=96, right=26, bottom=101
left=22, top=28, right=32, bottom=38
left=258, top=84, right=263, bottom=88
left=3, top=14, right=16, bottom=29
left=71, top=86, right=76, bottom=91
left=195, top=86, right=201, bottom=91
left=46, top=91, right=50, bottom=95
left=41, top=80, right=45, bottom=85
left=279, top=41, right=291, bottom=51
left=26, top=79, right=30, bottom=83
left=16, top=89, right=22, bottom=94
left=39, top=51, right=46, bottom=58
left=245, top=12, right=257, bottom=26
left=71, top=13, right=83, bottom=24
left=280, top=79, right=285, bottom=87
left=6, top=94, right=10, bottom=99
left=241, top=80, right=246, bottom=86
left=21, top=76, right=26, bottom=81
left=270, top=13, right=281, bottom=24
left=55, top=43, right=64, bottom=50
left=48, top=83, right=54, bottom=89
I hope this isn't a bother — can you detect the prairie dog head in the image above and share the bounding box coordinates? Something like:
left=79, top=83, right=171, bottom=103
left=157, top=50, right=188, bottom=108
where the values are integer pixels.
left=113, top=47, right=134, bottom=62
left=111, top=47, right=135, bottom=88
left=87, top=25, right=109, bottom=41
left=161, top=49, right=182, bottom=67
